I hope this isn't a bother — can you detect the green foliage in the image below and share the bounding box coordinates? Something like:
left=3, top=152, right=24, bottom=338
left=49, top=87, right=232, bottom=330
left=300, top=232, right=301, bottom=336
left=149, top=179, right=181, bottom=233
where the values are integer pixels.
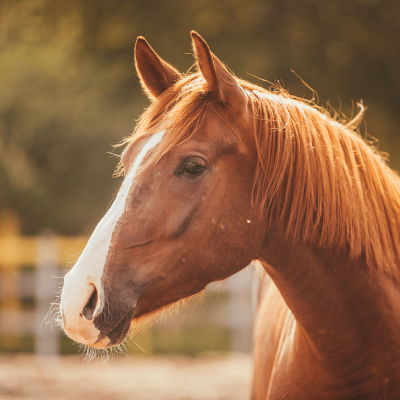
left=0, top=0, right=399, bottom=234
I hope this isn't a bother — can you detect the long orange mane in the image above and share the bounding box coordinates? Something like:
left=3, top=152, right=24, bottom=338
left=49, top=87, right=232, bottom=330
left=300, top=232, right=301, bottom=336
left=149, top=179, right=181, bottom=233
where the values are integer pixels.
left=121, top=73, right=400, bottom=278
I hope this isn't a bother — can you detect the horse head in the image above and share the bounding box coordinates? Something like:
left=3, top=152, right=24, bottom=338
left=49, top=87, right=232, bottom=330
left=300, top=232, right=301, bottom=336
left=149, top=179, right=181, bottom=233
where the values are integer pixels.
left=60, top=32, right=265, bottom=348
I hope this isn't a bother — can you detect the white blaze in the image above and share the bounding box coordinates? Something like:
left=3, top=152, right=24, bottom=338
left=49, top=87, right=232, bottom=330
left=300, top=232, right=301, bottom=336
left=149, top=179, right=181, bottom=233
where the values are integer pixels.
left=61, top=130, right=164, bottom=345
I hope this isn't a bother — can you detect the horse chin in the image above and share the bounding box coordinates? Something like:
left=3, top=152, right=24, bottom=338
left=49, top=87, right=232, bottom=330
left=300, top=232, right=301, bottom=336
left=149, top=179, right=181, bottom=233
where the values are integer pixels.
left=90, top=336, right=112, bottom=349
left=88, top=308, right=136, bottom=349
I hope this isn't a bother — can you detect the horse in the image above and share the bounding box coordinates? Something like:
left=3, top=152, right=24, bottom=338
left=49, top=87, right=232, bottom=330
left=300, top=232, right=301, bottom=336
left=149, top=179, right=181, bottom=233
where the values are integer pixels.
left=59, top=31, right=400, bottom=399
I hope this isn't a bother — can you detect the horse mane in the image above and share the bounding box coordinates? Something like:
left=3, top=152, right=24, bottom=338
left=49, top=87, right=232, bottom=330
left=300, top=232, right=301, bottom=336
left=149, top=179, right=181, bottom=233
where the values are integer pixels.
left=121, top=73, right=400, bottom=278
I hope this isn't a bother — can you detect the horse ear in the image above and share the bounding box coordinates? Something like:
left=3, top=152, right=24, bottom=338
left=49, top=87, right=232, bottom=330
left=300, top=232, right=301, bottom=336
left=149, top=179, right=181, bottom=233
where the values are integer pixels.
left=135, top=37, right=182, bottom=100
left=190, top=31, right=247, bottom=111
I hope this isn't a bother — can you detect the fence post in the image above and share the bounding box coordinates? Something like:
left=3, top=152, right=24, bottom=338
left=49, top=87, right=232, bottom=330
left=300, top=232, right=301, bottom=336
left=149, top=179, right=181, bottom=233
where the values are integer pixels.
left=35, top=231, right=61, bottom=358
left=226, top=263, right=256, bottom=353
left=0, top=211, right=22, bottom=347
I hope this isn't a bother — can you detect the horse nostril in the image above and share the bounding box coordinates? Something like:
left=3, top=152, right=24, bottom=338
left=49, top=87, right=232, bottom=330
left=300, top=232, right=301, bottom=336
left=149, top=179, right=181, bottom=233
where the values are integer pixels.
left=82, top=286, right=98, bottom=320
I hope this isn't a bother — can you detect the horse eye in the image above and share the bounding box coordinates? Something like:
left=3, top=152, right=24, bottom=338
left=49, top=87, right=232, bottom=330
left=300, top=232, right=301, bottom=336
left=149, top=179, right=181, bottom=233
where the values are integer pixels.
left=181, top=159, right=206, bottom=175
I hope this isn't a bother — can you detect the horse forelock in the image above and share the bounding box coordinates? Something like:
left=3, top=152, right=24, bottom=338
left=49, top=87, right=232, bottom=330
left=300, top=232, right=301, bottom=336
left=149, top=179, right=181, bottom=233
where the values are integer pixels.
left=119, top=72, right=400, bottom=278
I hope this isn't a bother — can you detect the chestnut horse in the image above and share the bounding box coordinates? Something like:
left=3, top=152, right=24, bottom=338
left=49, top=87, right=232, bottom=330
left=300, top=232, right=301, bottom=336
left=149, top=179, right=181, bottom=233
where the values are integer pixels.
left=60, top=32, right=400, bottom=399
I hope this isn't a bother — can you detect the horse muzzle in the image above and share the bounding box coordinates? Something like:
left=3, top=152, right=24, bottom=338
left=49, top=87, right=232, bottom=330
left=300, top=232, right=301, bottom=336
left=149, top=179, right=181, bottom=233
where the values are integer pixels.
left=60, top=266, right=109, bottom=348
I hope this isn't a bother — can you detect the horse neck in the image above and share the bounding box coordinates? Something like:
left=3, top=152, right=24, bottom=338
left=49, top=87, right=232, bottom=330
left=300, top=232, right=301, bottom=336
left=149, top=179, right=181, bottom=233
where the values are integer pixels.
left=258, top=228, right=400, bottom=373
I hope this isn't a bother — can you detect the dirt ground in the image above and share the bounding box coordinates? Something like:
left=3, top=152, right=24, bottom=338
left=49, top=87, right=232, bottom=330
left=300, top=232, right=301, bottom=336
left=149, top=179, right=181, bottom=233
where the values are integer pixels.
left=0, top=353, right=252, bottom=400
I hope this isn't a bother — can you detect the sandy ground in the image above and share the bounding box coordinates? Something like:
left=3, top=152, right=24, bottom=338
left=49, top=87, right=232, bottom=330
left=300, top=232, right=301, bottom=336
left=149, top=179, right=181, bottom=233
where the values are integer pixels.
left=0, top=353, right=252, bottom=400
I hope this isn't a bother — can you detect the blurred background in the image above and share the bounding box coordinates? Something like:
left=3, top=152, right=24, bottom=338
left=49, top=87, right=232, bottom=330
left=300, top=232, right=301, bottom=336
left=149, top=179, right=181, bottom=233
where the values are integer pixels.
left=0, top=0, right=399, bottom=398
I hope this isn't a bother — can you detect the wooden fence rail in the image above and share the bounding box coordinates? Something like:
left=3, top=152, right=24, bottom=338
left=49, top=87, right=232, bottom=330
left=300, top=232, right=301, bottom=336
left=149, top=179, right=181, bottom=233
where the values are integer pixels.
left=0, top=212, right=90, bottom=356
